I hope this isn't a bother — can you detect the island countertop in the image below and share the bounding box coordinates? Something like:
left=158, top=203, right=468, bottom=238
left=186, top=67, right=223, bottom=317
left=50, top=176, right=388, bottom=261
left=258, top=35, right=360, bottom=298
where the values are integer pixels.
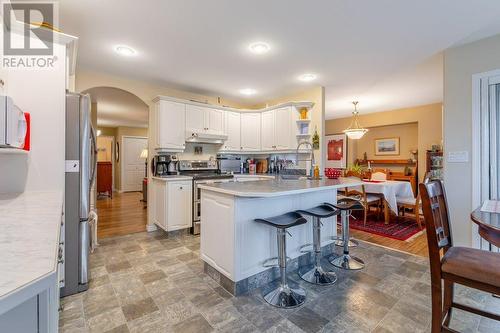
left=198, top=177, right=362, bottom=197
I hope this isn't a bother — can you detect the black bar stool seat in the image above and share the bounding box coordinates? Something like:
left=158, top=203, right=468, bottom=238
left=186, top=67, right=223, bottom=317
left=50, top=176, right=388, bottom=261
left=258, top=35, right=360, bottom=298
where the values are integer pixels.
left=255, top=212, right=307, bottom=229
left=295, top=204, right=340, bottom=285
left=328, top=198, right=365, bottom=270
left=254, top=212, right=307, bottom=308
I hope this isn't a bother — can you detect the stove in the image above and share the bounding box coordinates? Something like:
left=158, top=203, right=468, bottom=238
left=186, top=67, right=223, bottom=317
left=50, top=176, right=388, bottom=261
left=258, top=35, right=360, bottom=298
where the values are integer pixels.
left=178, top=160, right=234, bottom=234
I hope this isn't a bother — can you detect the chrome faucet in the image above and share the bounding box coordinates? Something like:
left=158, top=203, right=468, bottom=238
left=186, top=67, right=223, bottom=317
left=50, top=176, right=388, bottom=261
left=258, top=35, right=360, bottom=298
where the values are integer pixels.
left=296, top=141, right=315, bottom=177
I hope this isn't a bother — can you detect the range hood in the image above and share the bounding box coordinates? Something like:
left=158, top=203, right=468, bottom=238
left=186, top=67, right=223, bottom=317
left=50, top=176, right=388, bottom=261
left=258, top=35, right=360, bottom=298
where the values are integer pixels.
left=185, top=132, right=228, bottom=144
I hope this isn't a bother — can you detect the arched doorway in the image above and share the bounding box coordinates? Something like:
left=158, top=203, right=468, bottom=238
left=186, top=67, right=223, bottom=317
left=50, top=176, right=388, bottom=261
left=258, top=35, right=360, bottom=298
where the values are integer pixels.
left=82, top=86, right=149, bottom=238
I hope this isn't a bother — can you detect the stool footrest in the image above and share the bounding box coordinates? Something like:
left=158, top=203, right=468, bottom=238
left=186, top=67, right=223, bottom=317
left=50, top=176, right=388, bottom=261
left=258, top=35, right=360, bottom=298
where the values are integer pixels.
left=263, top=256, right=291, bottom=267
left=299, top=243, right=313, bottom=253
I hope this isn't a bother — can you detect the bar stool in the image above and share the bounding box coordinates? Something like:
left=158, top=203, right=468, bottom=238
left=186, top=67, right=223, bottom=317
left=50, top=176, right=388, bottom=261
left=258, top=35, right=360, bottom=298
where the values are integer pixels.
left=329, top=198, right=365, bottom=270
left=296, top=204, right=340, bottom=285
left=255, top=212, right=307, bottom=308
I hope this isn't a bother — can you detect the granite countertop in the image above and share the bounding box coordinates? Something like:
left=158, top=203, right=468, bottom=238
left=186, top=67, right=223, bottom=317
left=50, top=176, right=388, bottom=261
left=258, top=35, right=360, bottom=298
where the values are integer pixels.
left=0, top=191, right=62, bottom=299
left=198, top=177, right=362, bottom=197
left=152, top=176, right=193, bottom=181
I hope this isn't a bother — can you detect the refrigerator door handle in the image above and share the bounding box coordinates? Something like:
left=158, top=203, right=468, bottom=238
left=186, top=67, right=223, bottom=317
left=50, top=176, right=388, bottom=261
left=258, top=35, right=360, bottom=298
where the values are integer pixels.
left=79, top=219, right=89, bottom=284
left=89, top=124, right=97, bottom=188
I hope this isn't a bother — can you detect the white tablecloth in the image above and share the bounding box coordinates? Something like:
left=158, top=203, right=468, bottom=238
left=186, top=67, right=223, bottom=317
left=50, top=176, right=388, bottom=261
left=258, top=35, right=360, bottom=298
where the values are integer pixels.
left=362, top=180, right=414, bottom=214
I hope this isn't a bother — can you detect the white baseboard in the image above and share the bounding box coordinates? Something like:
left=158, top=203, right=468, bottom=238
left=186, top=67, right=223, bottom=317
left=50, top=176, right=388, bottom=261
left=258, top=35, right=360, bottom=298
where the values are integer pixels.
left=146, top=224, right=157, bottom=232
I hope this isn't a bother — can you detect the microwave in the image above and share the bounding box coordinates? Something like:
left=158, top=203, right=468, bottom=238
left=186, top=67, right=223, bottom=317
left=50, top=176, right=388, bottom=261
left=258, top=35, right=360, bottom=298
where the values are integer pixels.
left=0, top=96, right=26, bottom=148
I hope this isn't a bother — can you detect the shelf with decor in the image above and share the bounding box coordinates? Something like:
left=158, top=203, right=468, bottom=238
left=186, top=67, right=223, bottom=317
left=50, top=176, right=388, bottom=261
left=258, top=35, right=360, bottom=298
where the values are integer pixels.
left=355, top=159, right=416, bottom=166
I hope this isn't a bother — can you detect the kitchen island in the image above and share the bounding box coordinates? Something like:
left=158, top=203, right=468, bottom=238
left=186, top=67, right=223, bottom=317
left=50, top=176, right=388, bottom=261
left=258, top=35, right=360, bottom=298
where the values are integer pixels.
left=198, top=177, right=362, bottom=295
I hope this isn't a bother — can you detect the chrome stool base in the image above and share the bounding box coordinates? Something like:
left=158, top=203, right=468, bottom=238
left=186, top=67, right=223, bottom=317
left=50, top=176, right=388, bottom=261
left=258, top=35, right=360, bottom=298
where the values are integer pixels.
left=330, top=254, right=365, bottom=270
left=262, top=282, right=306, bottom=308
left=299, top=265, right=337, bottom=285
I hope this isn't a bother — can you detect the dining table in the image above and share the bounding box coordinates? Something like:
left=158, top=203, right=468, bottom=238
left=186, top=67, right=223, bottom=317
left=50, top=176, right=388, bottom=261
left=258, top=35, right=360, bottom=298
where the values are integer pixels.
left=471, top=204, right=500, bottom=248
left=362, top=180, right=415, bottom=224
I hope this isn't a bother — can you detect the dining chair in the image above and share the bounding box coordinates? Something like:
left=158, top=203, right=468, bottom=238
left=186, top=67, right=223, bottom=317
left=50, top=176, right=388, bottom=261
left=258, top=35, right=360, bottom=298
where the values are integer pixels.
left=343, top=176, right=383, bottom=225
left=370, top=168, right=388, bottom=181
left=396, top=194, right=422, bottom=228
left=419, top=180, right=500, bottom=333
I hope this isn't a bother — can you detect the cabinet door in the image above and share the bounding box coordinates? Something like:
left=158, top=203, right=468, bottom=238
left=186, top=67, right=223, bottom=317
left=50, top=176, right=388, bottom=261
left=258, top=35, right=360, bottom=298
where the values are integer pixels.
left=154, top=180, right=166, bottom=229
left=261, top=110, right=275, bottom=151
left=157, top=101, right=186, bottom=150
left=206, top=108, right=225, bottom=135
left=167, top=181, right=192, bottom=231
left=186, top=105, right=207, bottom=135
left=274, top=106, right=292, bottom=150
left=240, top=113, right=261, bottom=151
left=223, top=111, right=240, bottom=151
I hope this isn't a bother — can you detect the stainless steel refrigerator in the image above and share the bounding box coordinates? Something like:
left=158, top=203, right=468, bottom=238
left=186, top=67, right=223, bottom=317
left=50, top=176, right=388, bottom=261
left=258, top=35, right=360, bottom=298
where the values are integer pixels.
left=61, top=92, right=97, bottom=297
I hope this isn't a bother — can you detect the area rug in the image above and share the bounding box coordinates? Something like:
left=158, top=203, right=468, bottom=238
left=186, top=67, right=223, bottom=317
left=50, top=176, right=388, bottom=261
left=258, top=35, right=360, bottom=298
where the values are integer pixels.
left=348, top=211, right=424, bottom=241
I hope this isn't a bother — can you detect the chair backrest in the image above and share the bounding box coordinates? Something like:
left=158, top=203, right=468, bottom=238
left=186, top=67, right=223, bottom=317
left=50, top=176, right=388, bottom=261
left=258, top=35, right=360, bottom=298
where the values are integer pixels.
left=419, top=180, right=453, bottom=277
left=344, top=176, right=367, bottom=203
left=371, top=170, right=388, bottom=181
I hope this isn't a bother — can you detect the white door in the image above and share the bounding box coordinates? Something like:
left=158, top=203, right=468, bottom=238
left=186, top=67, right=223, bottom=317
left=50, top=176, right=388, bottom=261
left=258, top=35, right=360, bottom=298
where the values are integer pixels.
left=186, top=105, right=206, bottom=135
left=122, top=137, right=148, bottom=192
left=274, top=106, right=292, bottom=150
left=223, top=111, right=241, bottom=151
left=241, top=113, right=261, bottom=151
left=157, top=100, right=185, bottom=150
left=206, top=108, right=225, bottom=135
left=261, top=110, right=275, bottom=151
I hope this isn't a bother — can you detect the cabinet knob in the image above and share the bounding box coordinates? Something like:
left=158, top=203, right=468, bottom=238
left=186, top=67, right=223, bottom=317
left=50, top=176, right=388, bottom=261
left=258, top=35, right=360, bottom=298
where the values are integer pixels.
left=179, top=186, right=183, bottom=190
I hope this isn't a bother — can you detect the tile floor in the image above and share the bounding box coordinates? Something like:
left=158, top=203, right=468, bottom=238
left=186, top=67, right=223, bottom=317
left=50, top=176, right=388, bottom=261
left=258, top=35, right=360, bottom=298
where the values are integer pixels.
left=59, top=231, right=500, bottom=333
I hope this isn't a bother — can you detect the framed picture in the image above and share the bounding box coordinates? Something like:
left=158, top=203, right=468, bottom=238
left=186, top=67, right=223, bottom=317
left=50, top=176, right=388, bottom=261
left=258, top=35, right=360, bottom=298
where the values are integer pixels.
left=374, top=137, right=400, bottom=156
left=325, top=134, right=347, bottom=169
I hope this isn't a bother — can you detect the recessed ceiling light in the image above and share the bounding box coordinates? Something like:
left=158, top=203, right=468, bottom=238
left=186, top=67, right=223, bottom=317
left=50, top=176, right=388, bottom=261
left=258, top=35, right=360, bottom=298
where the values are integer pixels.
left=115, top=45, right=136, bottom=56
left=298, top=73, right=317, bottom=82
left=248, top=42, right=270, bottom=55
left=239, top=88, right=257, bottom=96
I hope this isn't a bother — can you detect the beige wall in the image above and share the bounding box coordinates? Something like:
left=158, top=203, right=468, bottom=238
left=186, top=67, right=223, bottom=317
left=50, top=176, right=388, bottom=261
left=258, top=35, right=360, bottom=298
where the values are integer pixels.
left=325, top=103, right=442, bottom=182
left=443, top=33, right=500, bottom=246
left=261, top=87, right=326, bottom=169
left=97, top=126, right=148, bottom=191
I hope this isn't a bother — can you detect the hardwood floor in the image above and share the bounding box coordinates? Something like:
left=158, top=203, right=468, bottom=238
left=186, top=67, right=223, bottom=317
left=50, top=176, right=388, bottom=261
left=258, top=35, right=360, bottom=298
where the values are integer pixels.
left=96, top=191, right=147, bottom=239
left=350, top=227, right=429, bottom=257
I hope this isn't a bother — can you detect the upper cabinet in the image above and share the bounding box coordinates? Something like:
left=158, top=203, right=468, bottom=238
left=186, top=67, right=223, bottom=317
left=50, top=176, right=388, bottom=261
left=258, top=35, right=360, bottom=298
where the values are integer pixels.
left=153, top=100, right=186, bottom=152
left=186, top=105, right=225, bottom=137
left=260, top=107, right=293, bottom=151
left=241, top=113, right=261, bottom=151
left=222, top=111, right=241, bottom=152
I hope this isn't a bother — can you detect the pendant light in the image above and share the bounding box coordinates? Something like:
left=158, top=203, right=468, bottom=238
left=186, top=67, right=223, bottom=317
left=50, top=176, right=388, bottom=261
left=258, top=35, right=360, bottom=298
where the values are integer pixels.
left=343, top=101, right=368, bottom=139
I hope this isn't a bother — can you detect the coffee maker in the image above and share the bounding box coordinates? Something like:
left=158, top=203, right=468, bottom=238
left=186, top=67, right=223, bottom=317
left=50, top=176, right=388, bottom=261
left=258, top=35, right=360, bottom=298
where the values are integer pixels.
left=152, top=154, right=179, bottom=177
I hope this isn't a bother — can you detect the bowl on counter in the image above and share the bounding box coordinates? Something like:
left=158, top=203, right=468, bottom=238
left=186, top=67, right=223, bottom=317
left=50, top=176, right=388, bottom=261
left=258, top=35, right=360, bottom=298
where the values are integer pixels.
left=324, top=168, right=342, bottom=179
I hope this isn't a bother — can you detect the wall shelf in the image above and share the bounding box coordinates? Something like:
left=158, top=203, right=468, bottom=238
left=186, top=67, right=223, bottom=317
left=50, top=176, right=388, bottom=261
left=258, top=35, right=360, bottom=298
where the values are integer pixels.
left=296, top=119, right=311, bottom=124
left=355, top=159, right=416, bottom=166
left=296, top=134, right=311, bottom=139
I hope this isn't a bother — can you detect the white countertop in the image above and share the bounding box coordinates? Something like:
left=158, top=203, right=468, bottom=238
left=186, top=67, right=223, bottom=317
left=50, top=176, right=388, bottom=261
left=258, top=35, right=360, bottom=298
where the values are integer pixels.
left=0, top=191, right=62, bottom=299
left=152, top=176, right=193, bottom=181
left=198, top=177, right=362, bottom=197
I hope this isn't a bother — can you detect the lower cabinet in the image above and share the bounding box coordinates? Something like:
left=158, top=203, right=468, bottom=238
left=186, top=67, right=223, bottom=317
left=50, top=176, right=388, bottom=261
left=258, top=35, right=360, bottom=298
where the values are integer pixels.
left=152, top=179, right=192, bottom=232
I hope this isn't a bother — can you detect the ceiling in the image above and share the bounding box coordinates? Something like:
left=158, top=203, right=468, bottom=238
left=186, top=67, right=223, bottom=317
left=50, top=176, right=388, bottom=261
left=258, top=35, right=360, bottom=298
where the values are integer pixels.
left=59, top=0, right=500, bottom=119
left=83, top=87, right=148, bottom=128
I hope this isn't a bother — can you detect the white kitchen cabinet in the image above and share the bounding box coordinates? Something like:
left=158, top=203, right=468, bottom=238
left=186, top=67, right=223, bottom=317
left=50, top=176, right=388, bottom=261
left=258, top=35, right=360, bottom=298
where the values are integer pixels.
left=260, top=107, right=292, bottom=151
left=240, top=113, right=261, bottom=151
left=274, top=106, right=293, bottom=150
left=166, top=181, right=192, bottom=231
left=261, top=110, right=275, bottom=151
left=154, top=100, right=186, bottom=152
left=221, top=111, right=241, bottom=152
left=152, top=179, right=192, bottom=232
left=186, top=105, right=225, bottom=136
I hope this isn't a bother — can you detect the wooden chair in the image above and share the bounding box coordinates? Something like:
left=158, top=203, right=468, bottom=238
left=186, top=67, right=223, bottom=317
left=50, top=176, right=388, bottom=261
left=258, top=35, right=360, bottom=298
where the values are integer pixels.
left=343, top=176, right=383, bottom=225
left=419, top=180, right=500, bottom=333
left=370, top=168, right=388, bottom=181
left=396, top=194, right=422, bottom=228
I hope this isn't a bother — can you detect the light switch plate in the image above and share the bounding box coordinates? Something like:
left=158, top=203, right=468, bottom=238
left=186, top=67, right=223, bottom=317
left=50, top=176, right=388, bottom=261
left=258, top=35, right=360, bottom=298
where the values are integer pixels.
left=65, top=160, right=79, bottom=172
left=447, top=151, right=469, bottom=163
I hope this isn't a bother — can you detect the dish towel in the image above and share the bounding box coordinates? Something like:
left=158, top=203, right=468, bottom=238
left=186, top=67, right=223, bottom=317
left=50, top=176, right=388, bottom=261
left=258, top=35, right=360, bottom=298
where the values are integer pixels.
left=88, top=210, right=99, bottom=252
